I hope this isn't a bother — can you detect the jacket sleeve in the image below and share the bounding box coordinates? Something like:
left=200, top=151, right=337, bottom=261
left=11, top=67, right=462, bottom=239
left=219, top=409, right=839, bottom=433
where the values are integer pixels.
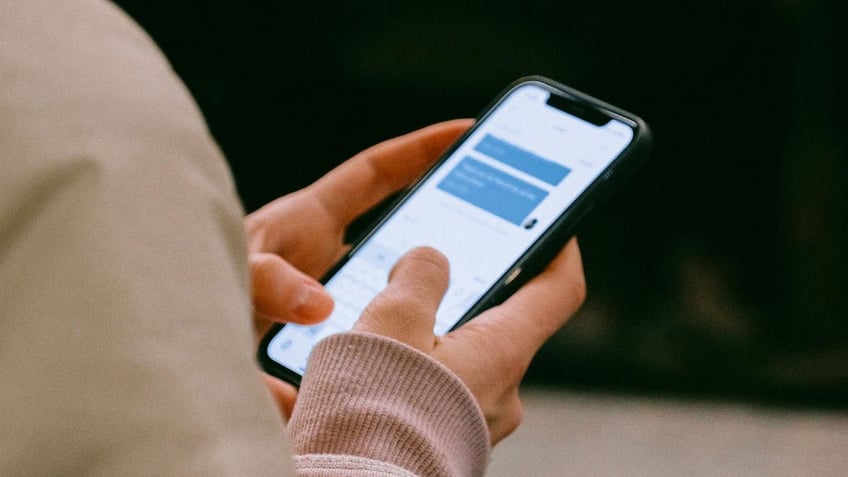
left=290, top=333, right=490, bottom=477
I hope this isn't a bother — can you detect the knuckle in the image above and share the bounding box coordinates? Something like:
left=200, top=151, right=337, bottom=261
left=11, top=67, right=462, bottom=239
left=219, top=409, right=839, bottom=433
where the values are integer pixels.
left=245, top=216, right=271, bottom=251
left=495, top=395, right=524, bottom=441
left=364, top=288, right=427, bottom=329
left=572, top=274, right=588, bottom=307
left=364, top=290, right=407, bottom=321
left=509, top=396, right=525, bottom=429
left=249, top=254, right=278, bottom=284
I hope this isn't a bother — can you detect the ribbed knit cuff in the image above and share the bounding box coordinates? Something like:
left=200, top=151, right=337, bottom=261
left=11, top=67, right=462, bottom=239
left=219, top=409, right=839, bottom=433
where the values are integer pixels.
left=288, top=332, right=490, bottom=477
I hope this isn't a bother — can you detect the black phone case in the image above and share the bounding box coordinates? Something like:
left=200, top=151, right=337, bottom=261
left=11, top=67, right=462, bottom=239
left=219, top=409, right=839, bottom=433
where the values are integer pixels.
left=258, top=76, right=652, bottom=386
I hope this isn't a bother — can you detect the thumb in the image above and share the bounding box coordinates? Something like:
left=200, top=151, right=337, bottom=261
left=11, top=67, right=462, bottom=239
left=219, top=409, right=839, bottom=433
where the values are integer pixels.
left=355, top=247, right=450, bottom=352
left=249, top=252, right=334, bottom=332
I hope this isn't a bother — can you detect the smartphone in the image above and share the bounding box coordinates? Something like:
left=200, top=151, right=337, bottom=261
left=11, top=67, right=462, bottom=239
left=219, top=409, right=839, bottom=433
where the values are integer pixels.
left=258, top=76, right=651, bottom=385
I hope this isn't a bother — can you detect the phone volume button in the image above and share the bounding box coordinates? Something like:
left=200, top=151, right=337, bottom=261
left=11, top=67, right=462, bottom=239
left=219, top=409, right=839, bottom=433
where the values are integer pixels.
left=505, top=268, right=522, bottom=285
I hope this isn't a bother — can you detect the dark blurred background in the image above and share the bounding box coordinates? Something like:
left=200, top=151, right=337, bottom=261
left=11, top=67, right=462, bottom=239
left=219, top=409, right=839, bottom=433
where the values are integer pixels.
left=115, top=0, right=846, bottom=405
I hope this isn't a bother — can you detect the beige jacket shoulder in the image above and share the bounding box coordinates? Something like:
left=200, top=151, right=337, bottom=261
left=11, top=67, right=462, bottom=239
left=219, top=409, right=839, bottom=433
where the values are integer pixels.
left=0, top=0, right=292, bottom=474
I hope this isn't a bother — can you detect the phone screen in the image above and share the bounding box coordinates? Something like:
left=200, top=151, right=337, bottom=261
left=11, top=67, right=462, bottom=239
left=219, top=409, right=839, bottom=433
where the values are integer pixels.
left=264, top=81, right=637, bottom=377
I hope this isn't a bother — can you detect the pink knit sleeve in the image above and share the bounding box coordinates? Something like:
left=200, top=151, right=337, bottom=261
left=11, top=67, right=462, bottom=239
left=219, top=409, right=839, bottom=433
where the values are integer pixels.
left=288, top=332, right=490, bottom=477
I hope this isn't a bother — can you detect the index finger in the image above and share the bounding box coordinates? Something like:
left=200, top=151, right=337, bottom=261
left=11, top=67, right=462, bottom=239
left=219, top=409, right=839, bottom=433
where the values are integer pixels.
left=310, top=119, right=472, bottom=229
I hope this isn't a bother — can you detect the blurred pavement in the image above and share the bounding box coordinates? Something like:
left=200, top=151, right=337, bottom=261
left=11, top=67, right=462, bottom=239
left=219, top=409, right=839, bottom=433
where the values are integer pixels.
left=489, top=388, right=848, bottom=476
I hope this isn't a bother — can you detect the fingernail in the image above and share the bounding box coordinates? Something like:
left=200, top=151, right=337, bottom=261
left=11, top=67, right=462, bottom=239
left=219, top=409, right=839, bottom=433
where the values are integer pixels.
left=291, top=281, right=333, bottom=320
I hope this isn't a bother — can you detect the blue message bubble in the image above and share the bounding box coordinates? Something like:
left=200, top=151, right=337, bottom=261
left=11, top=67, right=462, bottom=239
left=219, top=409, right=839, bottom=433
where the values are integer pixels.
left=437, top=157, right=548, bottom=225
left=474, top=134, right=570, bottom=185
